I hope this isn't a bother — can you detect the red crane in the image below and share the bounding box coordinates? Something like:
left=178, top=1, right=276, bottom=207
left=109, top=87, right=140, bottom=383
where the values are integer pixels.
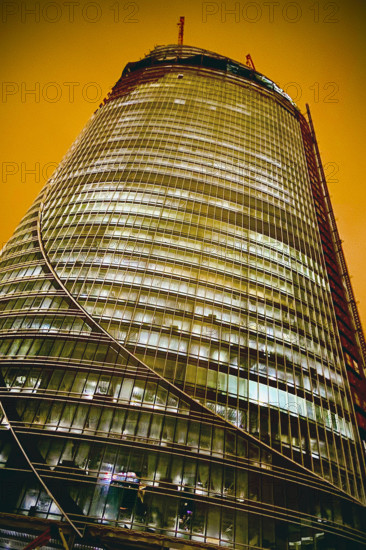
left=177, top=16, right=184, bottom=45
left=246, top=54, right=256, bottom=71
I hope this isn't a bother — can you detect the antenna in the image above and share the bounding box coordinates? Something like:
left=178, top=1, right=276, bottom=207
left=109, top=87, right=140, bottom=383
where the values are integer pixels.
left=177, top=16, right=185, bottom=46
left=246, top=54, right=256, bottom=71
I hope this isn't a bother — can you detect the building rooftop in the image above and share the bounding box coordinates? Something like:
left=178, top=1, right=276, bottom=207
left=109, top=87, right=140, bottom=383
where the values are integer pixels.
left=120, top=43, right=297, bottom=109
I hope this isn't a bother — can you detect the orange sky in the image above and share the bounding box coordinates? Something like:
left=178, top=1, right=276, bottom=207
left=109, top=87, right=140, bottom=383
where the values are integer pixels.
left=1, top=0, right=365, bottom=326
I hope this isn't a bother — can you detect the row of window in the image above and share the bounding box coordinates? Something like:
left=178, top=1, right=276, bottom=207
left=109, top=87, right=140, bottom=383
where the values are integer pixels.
left=1, top=434, right=364, bottom=546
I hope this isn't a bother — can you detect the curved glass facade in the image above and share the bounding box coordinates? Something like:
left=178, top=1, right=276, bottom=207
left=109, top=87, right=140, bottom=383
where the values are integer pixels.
left=0, top=45, right=365, bottom=550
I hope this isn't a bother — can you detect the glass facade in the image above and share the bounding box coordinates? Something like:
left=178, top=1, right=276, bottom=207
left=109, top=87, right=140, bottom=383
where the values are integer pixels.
left=0, top=45, right=365, bottom=550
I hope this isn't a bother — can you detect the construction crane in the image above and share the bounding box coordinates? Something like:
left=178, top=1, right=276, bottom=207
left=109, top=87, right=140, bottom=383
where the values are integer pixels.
left=246, top=54, right=256, bottom=71
left=177, top=16, right=184, bottom=45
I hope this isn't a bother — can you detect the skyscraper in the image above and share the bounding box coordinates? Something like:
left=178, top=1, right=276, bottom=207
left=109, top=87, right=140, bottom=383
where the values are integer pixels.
left=0, top=44, right=365, bottom=550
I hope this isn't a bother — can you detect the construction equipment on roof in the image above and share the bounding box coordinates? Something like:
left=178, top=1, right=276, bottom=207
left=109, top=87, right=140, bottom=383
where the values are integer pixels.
left=246, top=53, right=256, bottom=71
left=177, top=16, right=185, bottom=45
